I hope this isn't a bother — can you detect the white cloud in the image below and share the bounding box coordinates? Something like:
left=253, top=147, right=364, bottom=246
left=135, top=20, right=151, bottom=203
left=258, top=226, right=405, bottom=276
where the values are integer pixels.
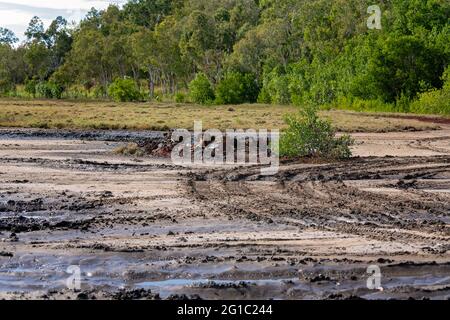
left=0, top=8, right=53, bottom=39
left=1, top=1, right=124, bottom=11
left=0, top=8, right=41, bottom=26
left=0, top=0, right=126, bottom=42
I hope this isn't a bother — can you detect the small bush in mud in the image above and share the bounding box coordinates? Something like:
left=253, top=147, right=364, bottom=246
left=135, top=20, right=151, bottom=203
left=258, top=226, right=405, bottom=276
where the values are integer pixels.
left=280, top=105, right=353, bottom=159
left=113, top=143, right=144, bottom=157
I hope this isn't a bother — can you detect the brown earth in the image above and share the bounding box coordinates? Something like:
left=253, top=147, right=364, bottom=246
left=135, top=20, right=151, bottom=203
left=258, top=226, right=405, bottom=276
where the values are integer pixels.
left=0, top=126, right=449, bottom=300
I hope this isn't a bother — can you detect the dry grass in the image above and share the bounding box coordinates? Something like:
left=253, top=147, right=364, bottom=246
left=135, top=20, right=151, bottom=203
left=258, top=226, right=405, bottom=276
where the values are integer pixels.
left=113, top=143, right=143, bottom=157
left=0, top=98, right=441, bottom=133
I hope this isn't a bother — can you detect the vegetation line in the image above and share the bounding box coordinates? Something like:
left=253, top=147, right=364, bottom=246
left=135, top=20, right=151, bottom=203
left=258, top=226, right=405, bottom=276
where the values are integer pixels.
left=0, top=0, right=448, bottom=115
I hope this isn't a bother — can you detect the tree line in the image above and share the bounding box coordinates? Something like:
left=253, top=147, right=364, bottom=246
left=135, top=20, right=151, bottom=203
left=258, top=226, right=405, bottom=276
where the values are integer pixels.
left=0, top=0, right=448, bottom=113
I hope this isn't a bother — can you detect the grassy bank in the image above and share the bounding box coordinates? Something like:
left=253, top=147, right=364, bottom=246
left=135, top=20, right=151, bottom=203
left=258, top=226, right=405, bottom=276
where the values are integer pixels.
left=0, top=98, right=442, bottom=133
left=329, top=95, right=450, bottom=116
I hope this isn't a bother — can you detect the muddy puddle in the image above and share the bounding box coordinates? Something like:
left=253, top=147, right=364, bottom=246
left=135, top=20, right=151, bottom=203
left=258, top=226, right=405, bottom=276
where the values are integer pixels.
left=2, top=250, right=448, bottom=300
left=0, top=127, right=449, bottom=300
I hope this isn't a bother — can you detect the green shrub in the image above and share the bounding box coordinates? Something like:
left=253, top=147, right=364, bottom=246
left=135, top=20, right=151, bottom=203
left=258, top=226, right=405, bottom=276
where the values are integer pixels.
left=215, top=72, right=259, bottom=104
left=410, top=68, right=450, bottom=115
left=0, top=78, right=14, bottom=96
left=188, top=73, right=215, bottom=105
left=280, top=105, right=353, bottom=159
left=49, top=82, right=64, bottom=99
left=36, top=82, right=53, bottom=98
left=92, top=85, right=107, bottom=99
left=24, top=79, right=38, bottom=97
left=108, top=78, right=141, bottom=102
left=395, top=93, right=411, bottom=113
left=35, top=81, right=64, bottom=99
left=64, top=85, right=87, bottom=99
left=410, top=89, right=450, bottom=115
left=261, top=68, right=291, bottom=105
left=175, top=92, right=187, bottom=103
left=271, top=75, right=291, bottom=105
left=333, top=96, right=396, bottom=113
left=257, top=87, right=272, bottom=104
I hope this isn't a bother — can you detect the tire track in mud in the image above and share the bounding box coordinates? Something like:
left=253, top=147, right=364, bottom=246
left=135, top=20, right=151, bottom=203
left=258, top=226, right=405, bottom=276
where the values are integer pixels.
left=185, top=156, right=450, bottom=254
left=408, top=135, right=450, bottom=154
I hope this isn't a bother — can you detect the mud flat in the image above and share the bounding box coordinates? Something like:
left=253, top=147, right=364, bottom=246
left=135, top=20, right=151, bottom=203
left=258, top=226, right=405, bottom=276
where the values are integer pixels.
left=0, top=127, right=449, bottom=300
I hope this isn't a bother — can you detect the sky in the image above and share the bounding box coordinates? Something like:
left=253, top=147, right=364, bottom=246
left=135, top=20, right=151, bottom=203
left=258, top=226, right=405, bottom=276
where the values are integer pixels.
left=0, top=0, right=127, bottom=43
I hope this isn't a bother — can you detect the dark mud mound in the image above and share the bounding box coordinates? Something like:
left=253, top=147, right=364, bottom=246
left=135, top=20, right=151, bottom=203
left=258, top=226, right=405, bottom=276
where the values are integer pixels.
left=0, top=215, right=94, bottom=233
left=0, top=128, right=165, bottom=142
left=0, top=127, right=175, bottom=158
left=1, top=157, right=179, bottom=172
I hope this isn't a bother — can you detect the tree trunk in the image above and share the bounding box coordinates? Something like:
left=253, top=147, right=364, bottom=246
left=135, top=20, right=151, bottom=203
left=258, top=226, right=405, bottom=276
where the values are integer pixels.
left=148, top=66, right=154, bottom=99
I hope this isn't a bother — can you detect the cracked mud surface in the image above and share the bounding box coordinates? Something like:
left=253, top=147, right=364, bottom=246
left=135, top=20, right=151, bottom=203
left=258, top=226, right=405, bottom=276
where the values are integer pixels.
left=0, top=127, right=449, bottom=300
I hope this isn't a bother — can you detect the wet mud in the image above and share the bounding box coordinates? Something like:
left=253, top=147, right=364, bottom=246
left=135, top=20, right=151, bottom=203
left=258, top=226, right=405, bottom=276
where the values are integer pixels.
left=0, top=127, right=449, bottom=300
